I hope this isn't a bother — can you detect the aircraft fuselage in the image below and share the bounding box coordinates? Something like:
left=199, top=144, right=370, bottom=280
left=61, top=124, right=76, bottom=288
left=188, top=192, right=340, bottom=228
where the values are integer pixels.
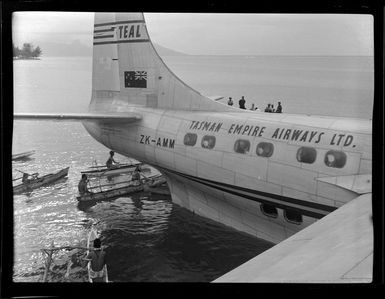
left=83, top=107, right=371, bottom=243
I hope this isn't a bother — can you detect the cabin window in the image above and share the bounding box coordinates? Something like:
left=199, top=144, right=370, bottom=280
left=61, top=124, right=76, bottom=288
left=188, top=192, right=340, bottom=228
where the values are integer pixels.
left=284, top=209, right=303, bottom=224
left=201, top=135, right=216, bottom=149
left=324, top=150, right=347, bottom=168
left=183, top=133, right=197, bottom=146
left=260, top=203, right=278, bottom=218
left=296, top=147, right=317, bottom=164
left=256, top=142, right=274, bottom=157
left=234, top=139, right=250, bottom=154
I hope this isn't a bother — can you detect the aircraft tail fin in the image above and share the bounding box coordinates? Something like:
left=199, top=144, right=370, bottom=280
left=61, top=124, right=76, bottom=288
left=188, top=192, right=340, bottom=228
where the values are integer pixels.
left=90, top=13, right=234, bottom=112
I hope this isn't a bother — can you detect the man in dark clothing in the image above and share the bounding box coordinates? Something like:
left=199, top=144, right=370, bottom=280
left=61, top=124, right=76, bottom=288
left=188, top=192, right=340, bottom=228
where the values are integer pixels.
left=131, top=166, right=141, bottom=186
left=276, top=101, right=282, bottom=113
left=227, top=97, right=233, bottom=106
left=106, top=151, right=119, bottom=169
left=78, top=174, right=89, bottom=195
left=264, top=104, right=272, bottom=112
left=85, top=238, right=107, bottom=282
left=238, top=96, right=246, bottom=109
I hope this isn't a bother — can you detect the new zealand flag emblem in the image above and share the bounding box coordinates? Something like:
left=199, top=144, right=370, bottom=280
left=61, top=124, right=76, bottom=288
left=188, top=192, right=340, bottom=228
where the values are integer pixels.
left=124, top=71, right=147, bottom=88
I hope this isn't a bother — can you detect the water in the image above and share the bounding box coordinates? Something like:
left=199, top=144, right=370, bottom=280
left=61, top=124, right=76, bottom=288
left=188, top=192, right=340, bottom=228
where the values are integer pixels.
left=12, top=55, right=373, bottom=282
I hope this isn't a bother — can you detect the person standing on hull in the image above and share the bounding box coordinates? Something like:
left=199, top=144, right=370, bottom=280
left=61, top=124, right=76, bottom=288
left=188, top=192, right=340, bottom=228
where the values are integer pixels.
left=227, top=97, right=233, bottom=106
left=106, top=151, right=119, bottom=169
left=264, top=104, right=272, bottom=112
left=84, top=238, right=107, bottom=283
left=276, top=101, right=283, bottom=113
left=239, top=96, right=246, bottom=109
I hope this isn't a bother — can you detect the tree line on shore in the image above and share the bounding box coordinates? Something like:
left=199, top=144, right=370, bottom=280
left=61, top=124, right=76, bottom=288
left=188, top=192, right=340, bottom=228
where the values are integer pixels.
left=13, top=43, right=42, bottom=58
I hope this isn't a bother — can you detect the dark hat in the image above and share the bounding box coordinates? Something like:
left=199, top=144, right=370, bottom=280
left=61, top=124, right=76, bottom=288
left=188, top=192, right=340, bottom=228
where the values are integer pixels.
left=82, top=174, right=87, bottom=179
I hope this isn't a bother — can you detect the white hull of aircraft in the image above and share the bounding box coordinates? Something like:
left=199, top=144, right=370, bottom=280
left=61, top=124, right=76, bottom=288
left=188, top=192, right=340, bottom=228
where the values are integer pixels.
left=14, top=13, right=372, bottom=281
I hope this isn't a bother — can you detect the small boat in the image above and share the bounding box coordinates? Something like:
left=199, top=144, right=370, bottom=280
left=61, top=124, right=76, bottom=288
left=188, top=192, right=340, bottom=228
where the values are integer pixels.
left=81, top=163, right=151, bottom=177
left=146, top=175, right=167, bottom=187
left=77, top=174, right=167, bottom=203
left=13, top=167, right=69, bottom=195
left=77, top=184, right=144, bottom=202
left=87, top=228, right=109, bottom=283
left=12, top=150, right=35, bottom=161
left=143, top=175, right=169, bottom=195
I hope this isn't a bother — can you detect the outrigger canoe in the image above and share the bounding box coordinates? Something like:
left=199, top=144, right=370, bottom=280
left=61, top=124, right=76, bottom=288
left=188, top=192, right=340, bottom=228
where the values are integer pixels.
left=77, top=184, right=143, bottom=202
left=81, top=163, right=151, bottom=177
left=87, top=228, right=108, bottom=283
left=12, top=150, right=35, bottom=161
left=13, top=167, right=69, bottom=195
left=77, top=174, right=167, bottom=202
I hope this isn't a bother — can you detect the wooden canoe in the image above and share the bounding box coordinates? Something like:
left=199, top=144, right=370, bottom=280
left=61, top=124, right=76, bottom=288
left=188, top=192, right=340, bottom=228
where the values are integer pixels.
left=81, top=163, right=151, bottom=177
left=142, top=175, right=169, bottom=195
left=13, top=167, right=69, bottom=195
left=12, top=150, right=35, bottom=161
left=77, top=184, right=144, bottom=202
left=77, top=174, right=167, bottom=202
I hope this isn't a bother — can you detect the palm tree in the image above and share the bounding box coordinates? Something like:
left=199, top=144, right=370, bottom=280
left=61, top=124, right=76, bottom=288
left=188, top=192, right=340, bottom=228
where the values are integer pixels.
left=32, top=46, right=42, bottom=57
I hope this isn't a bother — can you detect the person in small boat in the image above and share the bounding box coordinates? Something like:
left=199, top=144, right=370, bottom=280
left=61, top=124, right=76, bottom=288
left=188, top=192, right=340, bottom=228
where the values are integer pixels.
left=21, top=172, right=39, bottom=183
left=84, top=238, right=107, bottom=282
left=131, top=166, right=141, bottom=186
left=78, top=174, right=90, bottom=195
left=22, top=173, right=30, bottom=183
left=106, top=151, right=119, bottom=169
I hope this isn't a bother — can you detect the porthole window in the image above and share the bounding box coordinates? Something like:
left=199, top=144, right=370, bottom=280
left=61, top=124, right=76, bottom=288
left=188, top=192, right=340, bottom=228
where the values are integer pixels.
left=183, top=133, right=197, bottom=146
left=256, top=142, right=274, bottom=157
left=201, top=135, right=216, bottom=149
left=284, top=209, right=303, bottom=224
left=324, top=150, right=347, bottom=168
left=296, top=147, right=317, bottom=164
left=260, top=203, right=278, bottom=218
left=234, top=139, right=250, bottom=154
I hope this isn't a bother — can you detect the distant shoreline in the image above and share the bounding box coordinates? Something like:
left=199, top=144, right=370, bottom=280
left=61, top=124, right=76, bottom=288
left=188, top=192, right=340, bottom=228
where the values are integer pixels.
left=13, top=57, right=41, bottom=60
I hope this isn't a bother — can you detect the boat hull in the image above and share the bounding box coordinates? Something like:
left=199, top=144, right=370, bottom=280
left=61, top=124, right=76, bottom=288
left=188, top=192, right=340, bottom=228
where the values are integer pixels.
left=12, top=150, right=35, bottom=161
left=77, top=185, right=143, bottom=202
left=13, top=167, right=69, bottom=195
left=81, top=164, right=150, bottom=177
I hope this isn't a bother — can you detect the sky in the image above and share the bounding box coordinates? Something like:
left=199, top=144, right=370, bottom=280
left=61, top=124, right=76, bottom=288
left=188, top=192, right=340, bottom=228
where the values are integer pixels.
left=12, top=12, right=373, bottom=56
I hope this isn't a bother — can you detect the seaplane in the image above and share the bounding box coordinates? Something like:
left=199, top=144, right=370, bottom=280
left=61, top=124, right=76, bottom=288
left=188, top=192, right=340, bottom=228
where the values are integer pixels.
left=14, top=13, right=373, bottom=282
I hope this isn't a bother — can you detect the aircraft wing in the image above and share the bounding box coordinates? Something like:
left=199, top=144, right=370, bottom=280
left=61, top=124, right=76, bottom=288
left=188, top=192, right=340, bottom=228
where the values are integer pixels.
left=214, top=193, right=373, bottom=283
left=14, top=112, right=142, bottom=123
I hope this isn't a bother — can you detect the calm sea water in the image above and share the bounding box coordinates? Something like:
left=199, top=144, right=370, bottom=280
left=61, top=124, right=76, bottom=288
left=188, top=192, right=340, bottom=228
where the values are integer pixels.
left=12, top=55, right=373, bottom=282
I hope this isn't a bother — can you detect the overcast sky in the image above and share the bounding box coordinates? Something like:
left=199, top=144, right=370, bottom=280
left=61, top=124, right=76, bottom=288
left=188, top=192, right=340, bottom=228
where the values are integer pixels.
left=12, top=12, right=373, bottom=56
